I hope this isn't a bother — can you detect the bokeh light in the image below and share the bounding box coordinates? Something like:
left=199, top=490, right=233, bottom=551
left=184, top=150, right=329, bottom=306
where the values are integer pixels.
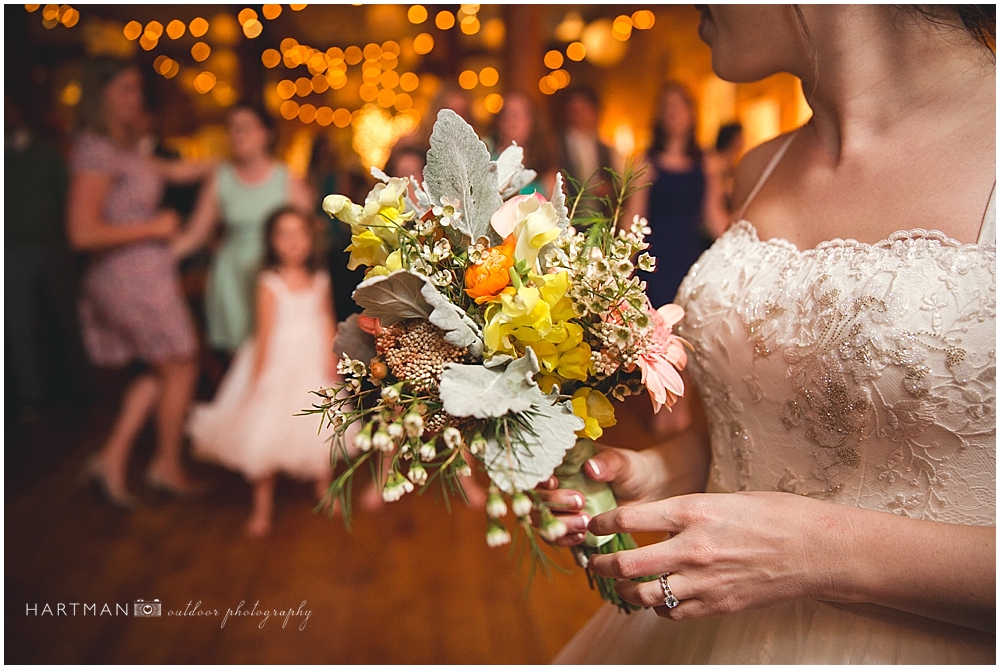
left=407, top=5, right=427, bottom=24
left=435, top=10, right=455, bottom=30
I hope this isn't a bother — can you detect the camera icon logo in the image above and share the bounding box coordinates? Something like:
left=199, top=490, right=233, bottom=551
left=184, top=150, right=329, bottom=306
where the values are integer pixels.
left=133, top=599, right=162, bottom=617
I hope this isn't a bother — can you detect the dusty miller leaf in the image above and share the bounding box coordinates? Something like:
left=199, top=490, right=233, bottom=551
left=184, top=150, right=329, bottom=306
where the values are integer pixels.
left=420, top=282, right=483, bottom=356
left=333, top=314, right=377, bottom=363
left=424, top=109, right=503, bottom=245
left=351, top=271, right=432, bottom=326
left=370, top=166, right=390, bottom=183
left=551, top=171, right=570, bottom=231
left=496, top=142, right=538, bottom=199
left=439, top=349, right=543, bottom=419
left=484, top=394, right=585, bottom=493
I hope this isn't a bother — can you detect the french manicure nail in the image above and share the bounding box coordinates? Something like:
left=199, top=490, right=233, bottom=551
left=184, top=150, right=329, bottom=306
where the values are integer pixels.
left=572, top=493, right=584, bottom=509
left=587, top=459, right=601, bottom=477
left=569, top=514, right=590, bottom=532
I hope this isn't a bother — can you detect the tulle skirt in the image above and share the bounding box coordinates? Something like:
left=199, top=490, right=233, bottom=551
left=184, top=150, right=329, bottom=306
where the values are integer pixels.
left=188, top=335, right=351, bottom=481
left=554, top=598, right=995, bottom=664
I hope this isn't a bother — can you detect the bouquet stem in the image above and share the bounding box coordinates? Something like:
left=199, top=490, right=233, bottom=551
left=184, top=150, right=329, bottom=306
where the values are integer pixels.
left=555, top=439, right=652, bottom=614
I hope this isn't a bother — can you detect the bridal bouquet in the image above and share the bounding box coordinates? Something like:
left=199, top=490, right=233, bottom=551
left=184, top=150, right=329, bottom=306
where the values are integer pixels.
left=309, top=110, right=688, bottom=612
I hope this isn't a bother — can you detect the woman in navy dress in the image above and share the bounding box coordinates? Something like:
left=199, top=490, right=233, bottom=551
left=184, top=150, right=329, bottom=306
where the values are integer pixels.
left=629, top=83, right=727, bottom=309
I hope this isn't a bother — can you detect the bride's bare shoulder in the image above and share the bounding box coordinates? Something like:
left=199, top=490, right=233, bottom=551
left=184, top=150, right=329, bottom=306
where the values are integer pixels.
left=730, top=132, right=797, bottom=220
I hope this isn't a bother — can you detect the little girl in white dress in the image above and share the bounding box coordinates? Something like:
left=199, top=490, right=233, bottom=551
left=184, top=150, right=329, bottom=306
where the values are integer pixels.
left=188, top=206, right=346, bottom=536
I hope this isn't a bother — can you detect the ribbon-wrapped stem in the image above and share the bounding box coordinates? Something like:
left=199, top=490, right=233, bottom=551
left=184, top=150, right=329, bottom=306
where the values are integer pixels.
left=553, top=438, right=651, bottom=613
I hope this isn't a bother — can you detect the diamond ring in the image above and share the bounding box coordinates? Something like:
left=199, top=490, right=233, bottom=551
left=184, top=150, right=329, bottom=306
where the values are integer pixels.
left=659, top=573, right=679, bottom=609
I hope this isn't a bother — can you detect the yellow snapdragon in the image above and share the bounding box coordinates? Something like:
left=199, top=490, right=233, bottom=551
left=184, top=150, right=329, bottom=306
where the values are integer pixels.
left=570, top=388, right=617, bottom=440
left=324, top=178, right=414, bottom=273
left=484, top=270, right=592, bottom=386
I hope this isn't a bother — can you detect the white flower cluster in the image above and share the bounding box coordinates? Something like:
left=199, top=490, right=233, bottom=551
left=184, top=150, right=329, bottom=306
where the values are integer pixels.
left=543, top=216, right=658, bottom=380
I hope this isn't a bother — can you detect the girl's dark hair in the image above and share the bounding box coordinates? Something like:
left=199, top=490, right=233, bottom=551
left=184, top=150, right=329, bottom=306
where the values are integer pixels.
left=262, top=205, right=324, bottom=273
left=649, top=82, right=701, bottom=162
left=77, top=57, right=139, bottom=134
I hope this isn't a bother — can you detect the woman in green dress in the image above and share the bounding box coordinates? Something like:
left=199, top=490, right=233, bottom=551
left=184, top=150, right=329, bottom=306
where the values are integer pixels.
left=173, top=105, right=312, bottom=356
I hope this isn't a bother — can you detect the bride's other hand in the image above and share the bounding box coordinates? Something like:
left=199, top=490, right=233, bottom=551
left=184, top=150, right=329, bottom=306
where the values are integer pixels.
left=587, top=491, right=996, bottom=631
left=537, top=387, right=712, bottom=548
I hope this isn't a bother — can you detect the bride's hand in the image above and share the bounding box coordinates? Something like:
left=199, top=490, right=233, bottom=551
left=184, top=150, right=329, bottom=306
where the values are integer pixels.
left=535, top=445, right=668, bottom=548
left=587, top=491, right=841, bottom=619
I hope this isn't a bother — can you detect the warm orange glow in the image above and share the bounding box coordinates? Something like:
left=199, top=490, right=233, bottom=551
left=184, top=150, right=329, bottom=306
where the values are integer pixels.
left=458, top=70, right=478, bottom=90
left=543, top=50, right=564, bottom=70
left=460, top=16, right=480, bottom=35
left=41, top=4, right=57, bottom=20
left=243, top=19, right=262, bottom=39
left=262, top=4, right=282, bottom=20
left=139, top=34, right=157, bottom=51
left=162, top=60, right=179, bottom=79
left=364, top=43, right=382, bottom=60
left=326, top=46, right=345, bottom=63
left=326, top=71, right=347, bottom=89
left=123, top=20, right=142, bottom=40
left=311, top=73, right=329, bottom=94
left=481, top=18, right=505, bottom=50
left=238, top=8, right=257, bottom=25
left=435, top=10, right=455, bottom=30
left=307, top=53, right=326, bottom=74
left=394, top=93, right=413, bottom=112
left=566, top=41, right=586, bottom=61
left=60, top=7, right=79, bottom=28
left=479, top=66, right=498, bottom=87
left=295, top=77, right=313, bottom=97
left=25, top=5, right=41, bottom=12
left=413, top=33, right=433, bottom=55
left=360, top=83, right=379, bottom=102
left=165, top=19, right=185, bottom=39
left=333, top=108, right=352, bottom=128
left=261, top=49, right=281, bottom=68
left=538, top=76, right=556, bottom=96
left=193, top=71, right=217, bottom=94
left=280, top=100, right=300, bottom=120
left=298, top=103, right=317, bottom=124
left=144, top=21, right=163, bottom=39
left=484, top=93, right=503, bottom=114
left=289, top=4, right=307, bottom=11
left=380, top=70, right=400, bottom=89
left=382, top=40, right=400, bottom=57
left=344, top=45, right=363, bottom=65
left=60, top=80, right=81, bottom=106
left=280, top=37, right=298, bottom=53
left=276, top=79, right=296, bottom=99
left=408, top=4, right=427, bottom=24
left=612, top=15, right=633, bottom=41
left=191, top=41, right=211, bottom=62
left=377, top=88, right=396, bottom=108
left=399, top=72, right=419, bottom=92
left=632, top=10, right=655, bottom=30
left=189, top=17, right=208, bottom=38
left=315, top=106, right=333, bottom=126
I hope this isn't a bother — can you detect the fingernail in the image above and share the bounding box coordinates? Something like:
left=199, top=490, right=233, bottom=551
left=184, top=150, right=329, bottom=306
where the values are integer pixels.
left=587, top=459, right=601, bottom=477
left=569, top=532, right=586, bottom=544
left=567, top=514, right=590, bottom=532
left=572, top=494, right=584, bottom=510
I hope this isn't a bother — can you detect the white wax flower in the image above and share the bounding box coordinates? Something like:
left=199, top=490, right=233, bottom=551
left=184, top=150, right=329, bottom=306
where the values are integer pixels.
left=486, top=524, right=512, bottom=548
left=511, top=493, right=533, bottom=517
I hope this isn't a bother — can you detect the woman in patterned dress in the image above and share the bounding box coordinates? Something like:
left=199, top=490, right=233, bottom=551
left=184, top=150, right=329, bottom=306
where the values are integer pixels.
left=69, top=59, right=213, bottom=508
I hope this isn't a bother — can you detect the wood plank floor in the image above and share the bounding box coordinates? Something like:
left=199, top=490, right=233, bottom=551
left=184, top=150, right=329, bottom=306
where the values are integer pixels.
left=6, top=374, right=671, bottom=664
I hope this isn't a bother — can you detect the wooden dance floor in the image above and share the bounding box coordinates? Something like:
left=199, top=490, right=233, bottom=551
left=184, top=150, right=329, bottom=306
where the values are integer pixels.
left=6, top=372, right=669, bottom=663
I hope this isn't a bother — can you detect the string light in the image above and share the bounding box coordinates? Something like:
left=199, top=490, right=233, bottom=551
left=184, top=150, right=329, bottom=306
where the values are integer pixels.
left=262, top=49, right=281, bottom=68
left=407, top=5, right=427, bottom=24
left=166, top=19, right=185, bottom=39
left=566, top=41, right=586, bottom=61
left=262, top=4, right=282, bottom=20
left=413, top=33, right=433, bottom=55
left=189, top=17, right=208, bottom=38
left=484, top=93, right=504, bottom=114
left=435, top=10, right=454, bottom=30
left=631, top=10, right=655, bottom=30
left=458, top=70, right=478, bottom=90
left=611, top=15, right=633, bottom=41
left=544, top=50, right=564, bottom=69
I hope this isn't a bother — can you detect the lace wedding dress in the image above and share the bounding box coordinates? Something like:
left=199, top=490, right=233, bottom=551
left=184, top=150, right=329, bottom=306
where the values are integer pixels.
left=555, top=137, right=996, bottom=664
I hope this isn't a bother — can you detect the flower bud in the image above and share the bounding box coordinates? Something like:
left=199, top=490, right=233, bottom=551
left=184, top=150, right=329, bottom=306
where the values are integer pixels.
left=469, top=433, right=487, bottom=456
left=381, top=384, right=401, bottom=405
left=539, top=508, right=568, bottom=542
left=418, top=440, right=437, bottom=462
left=407, top=461, right=428, bottom=486
left=353, top=424, right=373, bottom=452
left=442, top=426, right=463, bottom=449
left=486, top=489, right=507, bottom=519
left=486, top=522, right=512, bottom=547
left=372, top=429, right=394, bottom=453
left=382, top=471, right=414, bottom=503
left=387, top=422, right=404, bottom=440
left=403, top=412, right=424, bottom=438
left=511, top=493, right=533, bottom=517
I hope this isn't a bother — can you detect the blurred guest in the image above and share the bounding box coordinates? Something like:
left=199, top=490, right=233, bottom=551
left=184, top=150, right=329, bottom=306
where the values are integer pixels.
left=492, top=91, right=558, bottom=195
left=311, top=134, right=364, bottom=322
left=5, top=96, right=91, bottom=420
left=710, top=122, right=745, bottom=216
left=385, top=144, right=425, bottom=184
left=626, top=82, right=727, bottom=308
left=68, top=58, right=211, bottom=507
left=556, top=86, right=619, bottom=200
left=171, top=104, right=313, bottom=362
left=188, top=207, right=348, bottom=537
left=404, top=84, right=475, bottom=151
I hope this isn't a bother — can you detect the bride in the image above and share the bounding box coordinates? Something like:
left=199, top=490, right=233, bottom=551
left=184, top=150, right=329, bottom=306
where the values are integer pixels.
left=548, top=5, right=995, bottom=663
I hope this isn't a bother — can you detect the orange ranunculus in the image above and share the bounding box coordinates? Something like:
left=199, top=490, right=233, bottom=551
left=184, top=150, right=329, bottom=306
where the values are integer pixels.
left=465, top=235, right=516, bottom=303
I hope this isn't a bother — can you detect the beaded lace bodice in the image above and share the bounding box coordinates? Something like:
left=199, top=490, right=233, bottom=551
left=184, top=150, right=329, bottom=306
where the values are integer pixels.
left=675, top=221, right=996, bottom=526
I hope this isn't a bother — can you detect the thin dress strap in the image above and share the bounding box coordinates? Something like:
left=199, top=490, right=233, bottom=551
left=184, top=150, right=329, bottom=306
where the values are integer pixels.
left=735, top=131, right=799, bottom=221
left=978, top=181, right=995, bottom=245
